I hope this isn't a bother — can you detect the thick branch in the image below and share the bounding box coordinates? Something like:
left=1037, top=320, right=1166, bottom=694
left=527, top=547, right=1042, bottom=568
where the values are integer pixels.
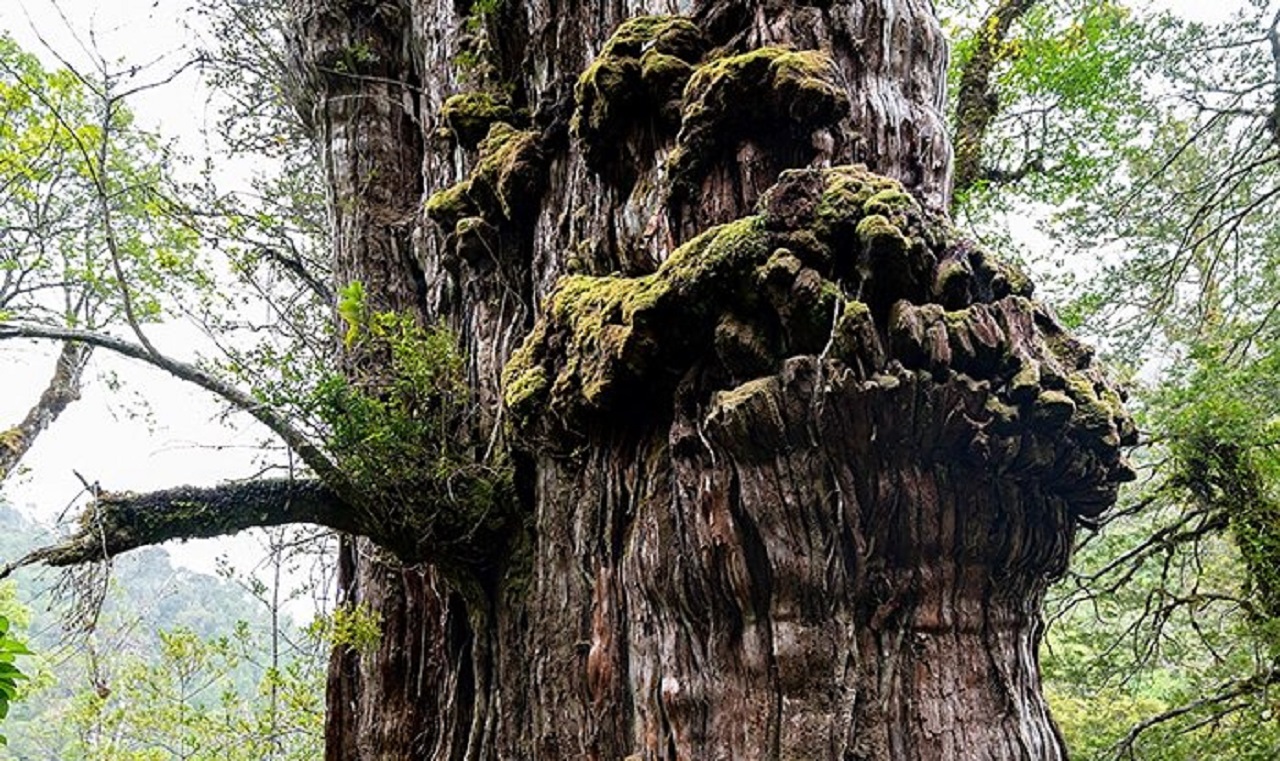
left=952, top=0, right=1039, bottom=202
left=0, top=340, right=92, bottom=482
left=0, top=321, right=348, bottom=492
left=0, top=478, right=354, bottom=577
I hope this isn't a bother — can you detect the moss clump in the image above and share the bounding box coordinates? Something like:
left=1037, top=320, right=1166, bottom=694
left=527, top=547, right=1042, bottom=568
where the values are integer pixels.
left=1032, top=389, right=1076, bottom=427
left=425, top=182, right=477, bottom=233
left=830, top=299, right=885, bottom=370
left=439, top=92, right=515, bottom=149
left=666, top=47, right=848, bottom=199
left=862, top=188, right=915, bottom=219
left=856, top=214, right=909, bottom=260
left=426, top=122, right=544, bottom=247
left=572, top=15, right=707, bottom=171
left=934, top=257, right=974, bottom=308
left=470, top=123, right=543, bottom=221
left=0, top=427, right=22, bottom=453
left=504, top=217, right=770, bottom=423
left=503, top=361, right=549, bottom=425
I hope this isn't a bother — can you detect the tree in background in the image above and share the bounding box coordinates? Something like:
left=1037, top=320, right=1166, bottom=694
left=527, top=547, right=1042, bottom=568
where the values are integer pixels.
left=942, top=0, right=1280, bottom=756
left=0, top=31, right=206, bottom=482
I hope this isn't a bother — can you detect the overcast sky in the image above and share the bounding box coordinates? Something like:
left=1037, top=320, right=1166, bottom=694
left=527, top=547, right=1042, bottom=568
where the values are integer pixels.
left=0, top=0, right=1258, bottom=577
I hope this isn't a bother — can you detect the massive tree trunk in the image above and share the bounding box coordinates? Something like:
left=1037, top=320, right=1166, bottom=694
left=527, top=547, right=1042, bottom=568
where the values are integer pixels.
left=289, top=1, right=1134, bottom=758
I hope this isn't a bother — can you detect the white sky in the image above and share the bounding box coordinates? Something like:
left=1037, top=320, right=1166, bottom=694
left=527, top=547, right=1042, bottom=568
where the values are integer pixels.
left=0, top=0, right=1258, bottom=577
left=1, top=0, right=277, bottom=576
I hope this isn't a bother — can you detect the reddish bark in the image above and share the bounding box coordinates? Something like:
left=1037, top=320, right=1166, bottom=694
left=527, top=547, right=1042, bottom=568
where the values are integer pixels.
left=286, top=1, right=1132, bottom=758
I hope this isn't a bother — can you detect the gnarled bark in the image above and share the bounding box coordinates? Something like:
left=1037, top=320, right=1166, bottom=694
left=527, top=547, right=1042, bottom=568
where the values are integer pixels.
left=287, top=1, right=1132, bottom=759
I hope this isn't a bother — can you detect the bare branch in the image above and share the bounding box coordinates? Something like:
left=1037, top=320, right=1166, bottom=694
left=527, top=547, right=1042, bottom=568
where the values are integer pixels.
left=1268, top=9, right=1280, bottom=145
left=0, top=478, right=353, bottom=577
left=0, top=320, right=348, bottom=492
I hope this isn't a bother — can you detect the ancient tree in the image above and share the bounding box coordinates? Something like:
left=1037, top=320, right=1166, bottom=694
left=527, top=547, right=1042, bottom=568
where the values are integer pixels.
left=5, top=1, right=1136, bottom=758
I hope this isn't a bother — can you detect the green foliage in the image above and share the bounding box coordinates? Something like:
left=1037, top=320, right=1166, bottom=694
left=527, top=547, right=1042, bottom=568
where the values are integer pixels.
left=307, top=604, right=381, bottom=654
left=309, top=300, right=507, bottom=530
left=336, top=280, right=367, bottom=348
left=938, top=2, right=1280, bottom=756
left=0, top=505, right=327, bottom=759
left=33, top=625, right=323, bottom=761
left=0, top=612, right=30, bottom=746
left=0, top=33, right=208, bottom=333
left=943, top=0, right=1150, bottom=210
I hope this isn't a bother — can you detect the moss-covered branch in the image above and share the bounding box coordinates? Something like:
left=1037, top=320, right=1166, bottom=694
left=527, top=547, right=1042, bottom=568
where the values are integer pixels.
left=0, top=340, right=91, bottom=483
left=953, top=0, right=1040, bottom=201
left=0, top=479, right=352, bottom=577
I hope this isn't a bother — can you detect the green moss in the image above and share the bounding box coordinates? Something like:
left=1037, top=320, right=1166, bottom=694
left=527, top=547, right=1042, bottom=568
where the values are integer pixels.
left=425, top=182, right=477, bottom=232
left=426, top=122, right=543, bottom=238
left=984, top=396, right=1021, bottom=432
left=1064, top=371, right=1118, bottom=440
left=710, top=376, right=779, bottom=415
left=856, top=214, right=909, bottom=263
left=831, top=299, right=883, bottom=368
left=0, top=427, right=22, bottom=453
left=862, top=188, right=915, bottom=219
left=667, top=47, right=847, bottom=197
left=471, top=123, right=543, bottom=220
left=814, top=169, right=878, bottom=226
left=756, top=249, right=803, bottom=288
left=600, top=15, right=703, bottom=58
left=504, top=216, right=771, bottom=424
left=572, top=15, right=706, bottom=170
left=439, top=92, right=515, bottom=149
left=934, top=258, right=973, bottom=306
left=503, top=363, right=549, bottom=423
left=1010, top=359, right=1041, bottom=403
left=1032, top=389, right=1076, bottom=427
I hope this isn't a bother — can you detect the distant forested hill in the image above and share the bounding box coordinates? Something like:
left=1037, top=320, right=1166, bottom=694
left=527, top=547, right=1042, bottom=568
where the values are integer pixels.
left=0, top=500, right=325, bottom=760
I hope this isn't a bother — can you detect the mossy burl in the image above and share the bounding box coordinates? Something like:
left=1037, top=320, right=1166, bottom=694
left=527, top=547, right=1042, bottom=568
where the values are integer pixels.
left=502, top=166, right=916, bottom=430
left=572, top=15, right=707, bottom=169
left=502, top=162, right=1133, bottom=485
left=425, top=121, right=543, bottom=235
left=503, top=215, right=769, bottom=426
left=439, top=91, right=515, bottom=149
left=666, top=47, right=847, bottom=198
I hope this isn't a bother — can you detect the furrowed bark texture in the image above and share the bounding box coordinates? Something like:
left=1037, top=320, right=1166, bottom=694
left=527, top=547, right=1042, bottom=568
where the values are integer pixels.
left=289, top=1, right=1130, bottom=758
